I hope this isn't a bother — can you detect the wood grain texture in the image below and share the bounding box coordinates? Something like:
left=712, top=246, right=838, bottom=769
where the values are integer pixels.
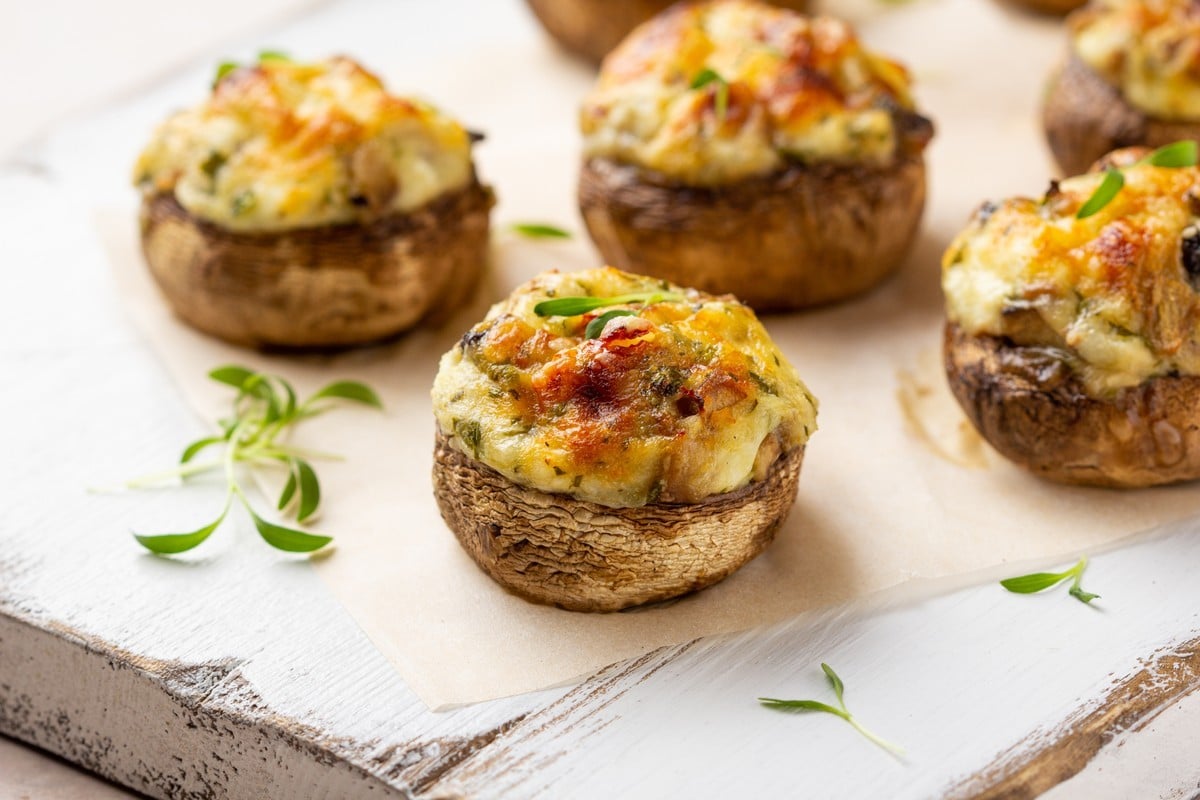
left=6, top=0, right=1200, bottom=797
left=948, top=636, right=1200, bottom=799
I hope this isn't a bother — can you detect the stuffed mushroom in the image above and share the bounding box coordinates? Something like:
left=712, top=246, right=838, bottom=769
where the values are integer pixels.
left=578, top=0, right=934, bottom=311
left=524, top=0, right=809, bottom=65
left=1044, top=0, right=1200, bottom=176
left=431, top=267, right=818, bottom=611
left=942, top=144, right=1200, bottom=487
left=134, top=54, right=494, bottom=348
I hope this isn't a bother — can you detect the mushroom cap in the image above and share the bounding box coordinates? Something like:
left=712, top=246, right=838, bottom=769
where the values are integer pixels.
left=1003, top=0, right=1085, bottom=16
left=432, top=430, right=805, bottom=612
left=944, top=322, right=1200, bottom=487
left=524, top=0, right=810, bottom=66
left=578, top=149, right=928, bottom=311
left=1044, top=54, right=1200, bottom=177
left=139, top=178, right=493, bottom=348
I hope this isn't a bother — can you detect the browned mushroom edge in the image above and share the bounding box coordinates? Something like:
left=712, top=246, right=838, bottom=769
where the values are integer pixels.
left=523, top=0, right=810, bottom=66
left=432, top=430, right=805, bottom=612
left=943, top=321, right=1200, bottom=487
left=139, top=176, right=495, bottom=349
left=1001, top=0, right=1085, bottom=17
left=1044, top=54, right=1200, bottom=177
left=578, top=116, right=932, bottom=312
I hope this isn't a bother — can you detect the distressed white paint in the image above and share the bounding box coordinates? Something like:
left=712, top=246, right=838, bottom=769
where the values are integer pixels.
left=3, top=0, right=1200, bottom=797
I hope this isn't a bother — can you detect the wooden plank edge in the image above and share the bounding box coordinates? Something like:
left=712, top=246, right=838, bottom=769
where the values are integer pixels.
left=943, top=632, right=1200, bottom=799
left=0, top=603, right=410, bottom=799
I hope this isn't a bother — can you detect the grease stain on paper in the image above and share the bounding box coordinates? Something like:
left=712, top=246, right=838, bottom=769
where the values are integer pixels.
left=896, top=347, right=990, bottom=470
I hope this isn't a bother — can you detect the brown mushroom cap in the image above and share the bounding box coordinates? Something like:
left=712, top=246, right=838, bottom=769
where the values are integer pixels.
left=578, top=147, right=928, bottom=311
left=1002, top=0, right=1085, bottom=16
left=1044, top=54, right=1200, bottom=177
left=944, top=322, right=1200, bottom=487
left=524, top=0, right=809, bottom=66
left=432, top=430, right=804, bottom=612
left=139, top=177, right=494, bottom=348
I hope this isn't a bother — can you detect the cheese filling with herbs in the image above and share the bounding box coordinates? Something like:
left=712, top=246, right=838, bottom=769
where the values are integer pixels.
left=133, top=55, right=473, bottom=232
left=432, top=268, right=818, bottom=508
left=943, top=158, right=1200, bottom=396
left=580, top=0, right=919, bottom=186
left=1072, top=0, right=1200, bottom=120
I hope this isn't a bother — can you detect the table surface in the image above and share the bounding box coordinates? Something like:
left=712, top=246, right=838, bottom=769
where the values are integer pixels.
left=6, top=1, right=1200, bottom=798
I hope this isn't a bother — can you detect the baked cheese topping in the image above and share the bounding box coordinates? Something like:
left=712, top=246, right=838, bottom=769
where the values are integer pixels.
left=580, top=0, right=921, bottom=185
left=1072, top=0, right=1200, bottom=120
left=133, top=55, right=473, bottom=232
left=943, top=152, right=1200, bottom=395
left=432, top=268, right=818, bottom=508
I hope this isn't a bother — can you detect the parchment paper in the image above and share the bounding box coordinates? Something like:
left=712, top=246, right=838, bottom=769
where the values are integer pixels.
left=101, top=0, right=1200, bottom=709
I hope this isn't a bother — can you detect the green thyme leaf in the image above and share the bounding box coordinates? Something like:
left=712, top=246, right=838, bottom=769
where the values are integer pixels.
left=1069, top=585, right=1100, bottom=604
left=758, top=698, right=848, bottom=718
left=1075, top=142, right=1196, bottom=221
left=245, top=502, right=331, bottom=553
left=585, top=309, right=637, bottom=339
left=1140, top=140, right=1198, bottom=168
left=123, top=366, right=381, bottom=557
left=201, top=151, right=228, bottom=179
left=181, top=436, right=224, bottom=464
left=294, top=458, right=320, bottom=522
left=455, top=419, right=483, bottom=458
left=822, top=663, right=846, bottom=708
left=534, top=291, right=684, bottom=318
left=759, top=663, right=904, bottom=757
left=213, top=61, right=239, bottom=87
left=209, top=365, right=256, bottom=389
left=1001, top=556, right=1098, bottom=605
left=999, top=571, right=1069, bottom=594
left=510, top=222, right=572, bottom=239
left=691, top=68, right=729, bottom=122
left=134, top=495, right=231, bottom=555
left=1076, top=169, right=1124, bottom=219
left=307, top=380, right=383, bottom=409
left=278, top=463, right=298, bottom=511
left=231, top=190, right=257, bottom=217
left=690, top=67, right=723, bottom=90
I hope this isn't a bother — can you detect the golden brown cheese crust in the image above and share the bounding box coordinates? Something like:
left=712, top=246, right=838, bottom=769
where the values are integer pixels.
left=580, top=0, right=920, bottom=185
left=943, top=148, right=1200, bottom=395
left=1071, top=0, right=1200, bottom=120
left=431, top=268, right=818, bottom=508
left=133, top=56, right=473, bottom=231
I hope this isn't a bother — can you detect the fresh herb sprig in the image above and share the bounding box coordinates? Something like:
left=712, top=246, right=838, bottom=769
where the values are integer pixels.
left=534, top=291, right=683, bottom=318
left=1000, top=556, right=1099, bottom=604
left=214, top=49, right=293, bottom=87
left=1076, top=141, right=1198, bottom=219
left=760, top=663, right=905, bottom=758
left=584, top=309, right=637, bottom=339
left=127, top=365, right=382, bottom=555
left=510, top=222, right=572, bottom=240
left=691, top=68, right=730, bottom=123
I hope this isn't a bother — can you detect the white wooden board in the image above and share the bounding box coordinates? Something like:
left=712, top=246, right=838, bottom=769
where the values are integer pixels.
left=4, top=0, right=1200, bottom=797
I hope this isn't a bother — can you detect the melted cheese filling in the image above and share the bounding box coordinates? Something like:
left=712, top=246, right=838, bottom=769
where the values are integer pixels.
left=1072, top=0, right=1200, bottom=120
left=134, top=56, right=472, bottom=232
left=943, top=158, right=1200, bottom=396
left=580, top=1, right=916, bottom=186
left=431, top=268, right=818, bottom=508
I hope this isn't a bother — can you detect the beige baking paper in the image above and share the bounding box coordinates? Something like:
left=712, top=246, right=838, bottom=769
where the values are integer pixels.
left=101, top=0, right=1200, bottom=709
